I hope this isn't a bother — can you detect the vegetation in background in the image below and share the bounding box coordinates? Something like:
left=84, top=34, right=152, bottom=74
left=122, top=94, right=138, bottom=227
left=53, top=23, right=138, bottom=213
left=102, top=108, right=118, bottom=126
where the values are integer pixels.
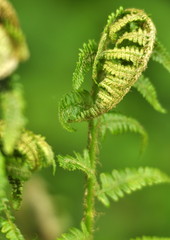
left=0, top=1, right=170, bottom=240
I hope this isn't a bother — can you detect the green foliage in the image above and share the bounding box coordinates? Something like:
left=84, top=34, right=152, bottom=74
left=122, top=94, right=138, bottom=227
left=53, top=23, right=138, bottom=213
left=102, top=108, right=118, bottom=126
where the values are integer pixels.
left=58, top=149, right=94, bottom=178
left=57, top=222, right=89, bottom=240
left=134, top=75, right=166, bottom=113
left=97, top=168, right=170, bottom=207
left=152, top=41, right=170, bottom=73
left=131, top=237, right=170, bottom=240
left=72, top=40, right=97, bottom=90
left=100, top=112, right=148, bottom=150
left=0, top=200, right=25, bottom=240
left=0, top=78, right=26, bottom=154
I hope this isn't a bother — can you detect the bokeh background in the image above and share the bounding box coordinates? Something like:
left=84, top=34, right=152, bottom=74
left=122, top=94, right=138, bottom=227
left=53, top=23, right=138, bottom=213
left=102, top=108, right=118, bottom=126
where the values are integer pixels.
left=9, top=0, right=170, bottom=239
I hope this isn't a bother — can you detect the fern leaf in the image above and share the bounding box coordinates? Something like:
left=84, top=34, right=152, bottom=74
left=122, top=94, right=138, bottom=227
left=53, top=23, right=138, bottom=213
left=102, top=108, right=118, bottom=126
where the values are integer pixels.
left=100, top=113, right=148, bottom=151
left=72, top=39, right=97, bottom=90
left=97, top=167, right=170, bottom=207
left=1, top=78, right=26, bottom=154
left=59, top=90, right=92, bottom=131
left=131, top=237, right=170, bottom=240
left=0, top=200, right=25, bottom=240
left=152, top=40, right=170, bottom=73
left=57, top=222, right=89, bottom=240
left=58, top=149, right=94, bottom=178
left=134, top=75, right=166, bottom=113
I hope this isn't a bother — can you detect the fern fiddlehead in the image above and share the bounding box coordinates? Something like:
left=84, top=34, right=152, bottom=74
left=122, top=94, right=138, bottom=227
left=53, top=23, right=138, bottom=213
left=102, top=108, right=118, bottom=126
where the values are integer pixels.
left=83, top=8, right=156, bottom=119
left=60, top=7, right=159, bottom=128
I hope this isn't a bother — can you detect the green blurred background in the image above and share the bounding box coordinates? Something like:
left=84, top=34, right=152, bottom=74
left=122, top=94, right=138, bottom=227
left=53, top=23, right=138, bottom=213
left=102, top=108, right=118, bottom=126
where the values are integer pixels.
left=9, top=0, right=170, bottom=239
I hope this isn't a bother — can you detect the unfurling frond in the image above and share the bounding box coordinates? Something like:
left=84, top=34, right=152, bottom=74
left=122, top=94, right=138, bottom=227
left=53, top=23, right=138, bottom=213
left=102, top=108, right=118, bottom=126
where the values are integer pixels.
left=0, top=120, right=55, bottom=208
left=58, top=149, right=94, bottom=178
left=97, top=168, right=170, bottom=207
left=1, top=79, right=26, bottom=154
left=100, top=113, right=148, bottom=150
left=134, top=75, right=166, bottom=113
left=152, top=41, right=170, bottom=73
left=57, top=222, right=89, bottom=240
left=10, top=128, right=55, bottom=175
left=72, top=40, right=97, bottom=90
left=59, top=90, right=92, bottom=131
left=60, top=7, right=158, bottom=126
left=0, top=200, right=25, bottom=240
left=0, top=0, right=29, bottom=80
left=131, top=237, right=170, bottom=240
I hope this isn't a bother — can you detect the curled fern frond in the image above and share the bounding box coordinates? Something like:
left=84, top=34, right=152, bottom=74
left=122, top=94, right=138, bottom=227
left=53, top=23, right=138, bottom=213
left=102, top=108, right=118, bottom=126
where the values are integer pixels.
left=100, top=112, right=148, bottom=151
left=77, top=8, right=156, bottom=121
left=60, top=7, right=157, bottom=125
left=97, top=167, right=170, bottom=207
left=58, top=149, right=94, bottom=178
left=57, top=222, right=89, bottom=240
left=9, top=128, right=55, bottom=174
left=131, top=237, right=170, bottom=240
left=72, top=39, right=97, bottom=90
left=134, top=75, right=166, bottom=113
left=0, top=120, right=55, bottom=208
left=0, top=199, right=25, bottom=240
left=0, top=0, right=29, bottom=80
left=0, top=78, right=26, bottom=154
left=152, top=40, right=170, bottom=73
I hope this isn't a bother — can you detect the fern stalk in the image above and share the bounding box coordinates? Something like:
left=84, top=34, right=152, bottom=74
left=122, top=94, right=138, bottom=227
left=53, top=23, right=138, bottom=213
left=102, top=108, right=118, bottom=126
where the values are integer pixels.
left=83, top=119, right=99, bottom=238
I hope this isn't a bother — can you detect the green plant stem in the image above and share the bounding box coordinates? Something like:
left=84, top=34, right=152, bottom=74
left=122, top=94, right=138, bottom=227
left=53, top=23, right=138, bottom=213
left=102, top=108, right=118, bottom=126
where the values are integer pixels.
left=84, top=118, right=99, bottom=239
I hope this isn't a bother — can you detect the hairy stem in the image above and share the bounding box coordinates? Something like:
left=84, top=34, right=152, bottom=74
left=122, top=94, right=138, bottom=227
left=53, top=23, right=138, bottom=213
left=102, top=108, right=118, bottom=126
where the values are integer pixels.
left=84, top=118, right=99, bottom=239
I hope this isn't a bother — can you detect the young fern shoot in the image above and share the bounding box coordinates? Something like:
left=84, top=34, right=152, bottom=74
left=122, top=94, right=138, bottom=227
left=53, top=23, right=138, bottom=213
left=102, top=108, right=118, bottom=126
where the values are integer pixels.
left=59, top=6, right=170, bottom=240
